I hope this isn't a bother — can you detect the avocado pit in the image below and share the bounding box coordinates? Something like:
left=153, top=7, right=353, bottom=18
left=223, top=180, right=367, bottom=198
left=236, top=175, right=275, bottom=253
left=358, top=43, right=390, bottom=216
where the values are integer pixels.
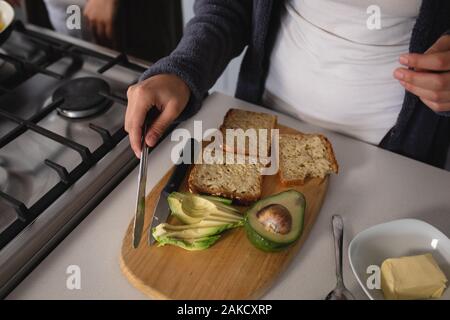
left=256, top=204, right=292, bottom=235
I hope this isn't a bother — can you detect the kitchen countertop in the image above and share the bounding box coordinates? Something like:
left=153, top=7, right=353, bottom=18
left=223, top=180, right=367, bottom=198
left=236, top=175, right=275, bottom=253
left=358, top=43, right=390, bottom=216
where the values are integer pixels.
left=7, top=92, right=450, bottom=300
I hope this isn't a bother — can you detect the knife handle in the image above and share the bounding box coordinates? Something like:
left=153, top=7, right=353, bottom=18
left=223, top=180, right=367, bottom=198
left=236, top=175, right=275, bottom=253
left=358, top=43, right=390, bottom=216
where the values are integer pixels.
left=162, top=138, right=199, bottom=197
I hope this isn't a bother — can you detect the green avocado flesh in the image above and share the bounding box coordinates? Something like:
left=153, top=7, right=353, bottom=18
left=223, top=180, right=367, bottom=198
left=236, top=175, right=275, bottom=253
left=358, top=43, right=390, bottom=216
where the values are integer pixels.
left=153, top=222, right=238, bottom=239
left=152, top=221, right=241, bottom=251
left=154, top=235, right=221, bottom=251
left=244, top=190, right=306, bottom=252
left=162, top=219, right=243, bottom=231
left=168, top=192, right=242, bottom=224
left=153, top=193, right=244, bottom=251
left=201, top=195, right=233, bottom=205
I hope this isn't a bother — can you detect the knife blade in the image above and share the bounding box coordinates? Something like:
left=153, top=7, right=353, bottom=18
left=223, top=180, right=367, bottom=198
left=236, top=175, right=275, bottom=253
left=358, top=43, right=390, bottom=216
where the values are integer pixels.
left=132, top=108, right=160, bottom=249
left=148, top=138, right=199, bottom=245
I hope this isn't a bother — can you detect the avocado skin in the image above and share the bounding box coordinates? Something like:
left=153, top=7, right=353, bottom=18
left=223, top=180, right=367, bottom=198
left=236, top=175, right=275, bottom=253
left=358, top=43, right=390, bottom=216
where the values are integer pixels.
left=244, top=190, right=305, bottom=252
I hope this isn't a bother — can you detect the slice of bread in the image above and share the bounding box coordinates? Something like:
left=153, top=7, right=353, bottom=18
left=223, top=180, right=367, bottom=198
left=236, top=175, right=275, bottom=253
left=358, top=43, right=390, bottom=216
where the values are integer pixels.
left=188, top=152, right=262, bottom=205
left=220, top=109, right=277, bottom=157
left=279, top=133, right=338, bottom=185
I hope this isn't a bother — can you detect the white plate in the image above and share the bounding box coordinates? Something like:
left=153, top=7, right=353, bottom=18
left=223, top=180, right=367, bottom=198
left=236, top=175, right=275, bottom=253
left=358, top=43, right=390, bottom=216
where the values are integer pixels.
left=348, top=219, right=450, bottom=300
left=0, top=0, right=14, bottom=32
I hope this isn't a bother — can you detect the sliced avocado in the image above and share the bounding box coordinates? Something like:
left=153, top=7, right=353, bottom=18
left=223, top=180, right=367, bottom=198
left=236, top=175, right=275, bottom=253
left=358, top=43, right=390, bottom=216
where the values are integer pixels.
left=171, top=192, right=240, bottom=214
left=152, top=223, right=230, bottom=251
left=207, top=215, right=242, bottom=223
left=171, top=192, right=232, bottom=204
left=159, top=193, right=244, bottom=251
left=202, top=195, right=233, bottom=205
left=244, top=190, right=306, bottom=252
left=181, top=193, right=241, bottom=216
left=168, top=192, right=242, bottom=224
left=154, top=235, right=221, bottom=251
left=160, top=219, right=241, bottom=231
left=153, top=223, right=232, bottom=240
left=168, top=194, right=203, bottom=224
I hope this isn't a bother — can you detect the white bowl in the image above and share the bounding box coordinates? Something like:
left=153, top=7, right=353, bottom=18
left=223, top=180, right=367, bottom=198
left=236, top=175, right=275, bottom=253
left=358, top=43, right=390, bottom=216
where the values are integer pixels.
left=348, top=219, right=450, bottom=300
left=0, top=0, right=14, bottom=32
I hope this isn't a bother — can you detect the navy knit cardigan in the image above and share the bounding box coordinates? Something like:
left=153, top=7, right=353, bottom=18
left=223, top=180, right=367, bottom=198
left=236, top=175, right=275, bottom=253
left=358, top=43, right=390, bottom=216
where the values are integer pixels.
left=142, top=0, right=450, bottom=168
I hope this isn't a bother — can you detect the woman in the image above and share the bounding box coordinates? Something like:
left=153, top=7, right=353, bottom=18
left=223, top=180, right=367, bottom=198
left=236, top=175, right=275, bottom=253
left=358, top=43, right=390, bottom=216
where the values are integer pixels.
left=125, top=0, right=450, bottom=168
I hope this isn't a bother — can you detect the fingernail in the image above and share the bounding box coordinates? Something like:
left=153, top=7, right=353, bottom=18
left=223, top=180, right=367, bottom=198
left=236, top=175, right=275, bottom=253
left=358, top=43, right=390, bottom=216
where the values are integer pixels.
left=394, top=70, right=404, bottom=80
left=148, top=133, right=158, bottom=147
left=399, top=80, right=406, bottom=86
left=146, top=137, right=154, bottom=147
left=399, top=55, right=409, bottom=65
left=134, top=148, right=141, bottom=158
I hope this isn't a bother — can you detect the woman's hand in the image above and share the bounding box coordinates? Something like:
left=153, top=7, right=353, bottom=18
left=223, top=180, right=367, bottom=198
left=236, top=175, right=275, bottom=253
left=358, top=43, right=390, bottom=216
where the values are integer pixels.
left=125, top=74, right=191, bottom=158
left=84, top=0, right=118, bottom=42
left=394, top=35, right=450, bottom=113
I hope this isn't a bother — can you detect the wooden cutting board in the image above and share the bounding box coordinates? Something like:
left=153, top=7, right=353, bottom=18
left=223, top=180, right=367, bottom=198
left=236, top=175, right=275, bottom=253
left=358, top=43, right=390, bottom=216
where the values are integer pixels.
left=120, top=125, right=330, bottom=300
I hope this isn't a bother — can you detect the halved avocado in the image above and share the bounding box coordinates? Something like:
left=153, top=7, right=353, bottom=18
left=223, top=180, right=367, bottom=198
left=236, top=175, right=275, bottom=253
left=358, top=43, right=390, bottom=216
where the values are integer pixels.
left=244, top=190, right=306, bottom=252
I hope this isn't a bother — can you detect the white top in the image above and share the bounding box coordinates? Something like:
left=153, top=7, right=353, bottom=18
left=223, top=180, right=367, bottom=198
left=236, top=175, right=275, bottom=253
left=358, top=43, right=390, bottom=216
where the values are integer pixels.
left=265, top=0, right=422, bottom=144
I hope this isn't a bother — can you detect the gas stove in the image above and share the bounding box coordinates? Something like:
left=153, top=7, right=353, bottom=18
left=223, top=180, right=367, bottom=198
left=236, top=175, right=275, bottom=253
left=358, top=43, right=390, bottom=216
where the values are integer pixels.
left=0, top=22, right=168, bottom=298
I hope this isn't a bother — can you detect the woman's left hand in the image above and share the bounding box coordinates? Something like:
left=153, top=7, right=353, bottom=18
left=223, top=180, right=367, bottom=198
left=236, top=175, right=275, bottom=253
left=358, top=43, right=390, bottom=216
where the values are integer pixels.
left=394, top=34, right=450, bottom=113
left=84, top=0, right=118, bottom=43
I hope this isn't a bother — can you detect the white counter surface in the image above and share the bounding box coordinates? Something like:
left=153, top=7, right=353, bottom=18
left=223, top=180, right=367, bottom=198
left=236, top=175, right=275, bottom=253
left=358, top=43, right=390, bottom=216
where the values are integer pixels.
left=7, top=92, right=450, bottom=300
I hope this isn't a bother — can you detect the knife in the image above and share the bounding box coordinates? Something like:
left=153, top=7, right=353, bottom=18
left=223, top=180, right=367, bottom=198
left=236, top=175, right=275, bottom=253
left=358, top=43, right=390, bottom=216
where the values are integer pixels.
left=148, top=138, right=199, bottom=245
left=132, top=108, right=160, bottom=249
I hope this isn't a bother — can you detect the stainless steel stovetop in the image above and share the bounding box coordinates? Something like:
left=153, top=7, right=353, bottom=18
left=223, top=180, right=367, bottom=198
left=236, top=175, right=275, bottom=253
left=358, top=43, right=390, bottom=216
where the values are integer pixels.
left=0, top=22, right=164, bottom=298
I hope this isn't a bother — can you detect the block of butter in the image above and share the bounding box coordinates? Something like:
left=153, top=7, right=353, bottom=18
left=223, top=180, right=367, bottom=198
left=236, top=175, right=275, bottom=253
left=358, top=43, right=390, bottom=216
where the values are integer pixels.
left=381, top=253, right=448, bottom=300
left=0, top=15, right=4, bottom=32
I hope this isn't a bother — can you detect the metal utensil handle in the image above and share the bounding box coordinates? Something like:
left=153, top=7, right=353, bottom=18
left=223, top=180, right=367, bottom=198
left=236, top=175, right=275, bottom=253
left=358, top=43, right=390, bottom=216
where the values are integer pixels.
left=138, top=118, right=150, bottom=183
left=132, top=108, right=160, bottom=248
left=137, top=108, right=161, bottom=197
left=132, top=119, right=150, bottom=248
left=332, top=215, right=344, bottom=285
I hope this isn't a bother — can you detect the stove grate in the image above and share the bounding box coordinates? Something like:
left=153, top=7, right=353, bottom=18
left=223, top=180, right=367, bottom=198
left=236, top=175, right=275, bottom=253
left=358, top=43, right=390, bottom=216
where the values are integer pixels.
left=0, top=51, right=63, bottom=80
left=1, top=22, right=146, bottom=93
left=0, top=22, right=149, bottom=249
left=0, top=94, right=128, bottom=249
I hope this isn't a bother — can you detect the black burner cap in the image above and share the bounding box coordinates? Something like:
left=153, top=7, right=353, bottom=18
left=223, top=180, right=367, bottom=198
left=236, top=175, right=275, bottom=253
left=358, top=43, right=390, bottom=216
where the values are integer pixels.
left=53, top=77, right=111, bottom=119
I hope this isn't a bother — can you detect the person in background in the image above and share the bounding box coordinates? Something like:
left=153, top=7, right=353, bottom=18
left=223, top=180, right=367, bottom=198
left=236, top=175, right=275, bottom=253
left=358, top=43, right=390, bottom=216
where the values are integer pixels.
left=125, top=0, right=450, bottom=168
left=24, top=0, right=183, bottom=62
left=43, top=0, right=93, bottom=41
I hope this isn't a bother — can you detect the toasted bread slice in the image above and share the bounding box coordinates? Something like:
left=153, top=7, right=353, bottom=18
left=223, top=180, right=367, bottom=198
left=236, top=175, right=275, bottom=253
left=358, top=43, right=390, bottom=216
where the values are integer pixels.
left=188, top=152, right=262, bottom=205
left=279, top=133, right=338, bottom=185
left=220, top=109, right=277, bottom=157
